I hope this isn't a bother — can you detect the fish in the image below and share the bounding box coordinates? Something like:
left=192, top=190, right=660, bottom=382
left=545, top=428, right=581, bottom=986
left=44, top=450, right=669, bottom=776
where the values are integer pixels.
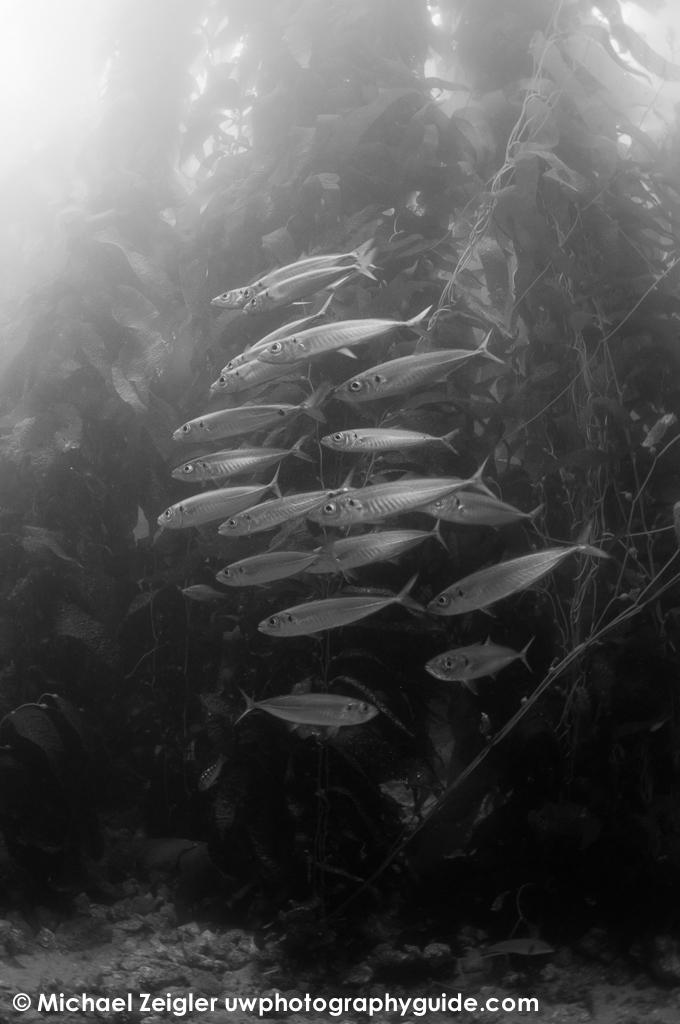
left=171, top=439, right=310, bottom=483
left=333, top=334, right=504, bottom=403
left=218, top=485, right=348, bottom=537
left=483, top=939, right=554, bottom=957
left=306, top=524, right=444, bottom=575
left=210, top=243, right=375, bottom=309
left=255, top=307, right=431, bottom=364
left=235, top=690, right=379, bottom=728
left=257, top=574, right=420, bottom=637
left=220, top=294, right=335, bottom=372
left=321, top=426, right=458, bottom=454
left=157, top=473, right=280, bottom=530
left=209, top=356, right=307, bottom=395
left=421, top=490, right=543, bottom=527
left=642, top=412, right=677, bottom=449
left=172, top=387, right=327, bottom=443
left=216, top=550, right=319, bottom=586
left=243, top=252, right=377, bottom=315
left=197, top=755, right=225, bottom=791
left=425, top=637, right=533, bottom=689
left=181, top=584, right=229, bottom=602
left=427, top=544, right=609, bottom=616
left=306, top=465, right=492, bottom=527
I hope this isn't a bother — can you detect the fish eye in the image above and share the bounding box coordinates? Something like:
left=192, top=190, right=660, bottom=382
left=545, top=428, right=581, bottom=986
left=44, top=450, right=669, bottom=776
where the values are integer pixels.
left=162, top=508, right=173, bottom=520
left=332, top=432, right=343, bottom=442
left=267, top=616, right=280, bottom=628
left=226, top=518, right=238, bottom=529
left=323, top=502, right=337, bottom=514
left=182, top=464, right=194, bottom=474
left=181, top=424, right=190, bottom=434
left=436, top=594, right=450, bottom=607
left=269, top=341, right=282, bottom=354
left=349, top=380, right=362, bottom=392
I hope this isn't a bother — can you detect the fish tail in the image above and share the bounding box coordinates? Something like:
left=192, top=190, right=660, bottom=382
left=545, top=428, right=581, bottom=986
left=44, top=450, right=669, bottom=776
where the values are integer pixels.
left=519, top=637, right=534, bottom=670
left=469, top=456, right=497, bottom=499
left=268, top=464, right=282, bottom=499
left=576, top=543, right=611, bottom=560
left=234, top=689, right=256, bottom=725
left=301, top=383, right=331, bottom=422
left=353, top=238, right=380, bottom=281
left=430, top=519, right=448, bottom=550
left=529, top=503, right=544, bottom=520
left=290, top=436, right=314, bottom=462
left=397, top=573, right=424, bottom=613
left=439, top=428, right=460, bottom=454
left=478, top=330, right=506, bottom=366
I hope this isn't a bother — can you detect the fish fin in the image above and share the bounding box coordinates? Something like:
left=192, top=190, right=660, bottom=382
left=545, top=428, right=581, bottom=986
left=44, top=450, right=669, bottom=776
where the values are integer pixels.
left=327, top=271, right=357, bottom=292
left=338, top=467, right=355, bottom=490
left=317, top=292, right=335, bottom=317
left=519, top=637, right=534, bottom=670
left=234, top=690, right=256, bottom=725
left=480, top=605, right=497, bottom=618
left=439, top=428, right=460, bottom=454
left=468, top=456, right=497, bottom=499
left=430, top=519, right=447, bottom=550
left=477, top=330, right=506, bottom=366
left=301, top=382, right=331, bottom=422
left=529, top=503, right=544, bottom=520
left=397, top=573, right=424, bottom=613
left=290, top=436, right=314, bottom=463
left=353, top=240, right=380, bottom=281
left=337, top=347, right=358, bottom=359
left=463, top=680, right=479, bottom=696
left=576, top=543, right=611, bottom=560
left=268, top=464, right=282, bottom=499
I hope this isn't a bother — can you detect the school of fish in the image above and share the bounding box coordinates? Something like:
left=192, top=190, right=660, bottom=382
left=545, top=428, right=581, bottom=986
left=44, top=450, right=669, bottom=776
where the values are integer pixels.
left=157, top=242, right=610, bottom=733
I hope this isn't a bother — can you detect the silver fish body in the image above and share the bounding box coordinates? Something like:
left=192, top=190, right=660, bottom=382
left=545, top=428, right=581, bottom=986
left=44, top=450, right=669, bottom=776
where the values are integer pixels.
left=244, top=264, right=362, bottom=315
left=221, top=295, right=335, bottom=372
left=334, top=339, right=503, bottom=403
left=427, top=544, right=609, bottom=616
left=642, top=412, right=677, bottom=449
left=236, top=690, right=378, bottom=727
left=307, top=527, right=441, bottom=574
left=258, top=575, right=418, bottom=636
left=256, top=307, right=430, bottom=364
left=321, top=426, right=457, bottom=454
left=171, top=445, right=306, bottom=484
left=181, top=584, right=229, bottom=602
left=157, top=478, right=278, bottom=530
left=425, top=637, right=533, bottom=685
left=209, top=356, right=305, bottom=395
left=216, top=550, right=318, bottom=586
left=218, top=487, right=342, bottom=537
left=422, top=490, right=542, bottom=527
left=306, top=473, right=489, bottom=527
left=172, top=393, right=325, bottom=443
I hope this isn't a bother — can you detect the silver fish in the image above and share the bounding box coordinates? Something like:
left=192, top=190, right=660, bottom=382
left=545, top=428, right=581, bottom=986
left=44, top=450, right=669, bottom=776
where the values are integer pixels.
left=216, top=550, right=318, bottom=587
left=425, top=636, right=533, bottom=689
left=244, top=259, right=376, bottom=315
left=172, top=388, right=327, bottom=443
left=211, top=243, right=375, bottom=309
left=157, top=474, right=280, bottom=530
left=306, top=466, right=491, bottom=527
left=321, top=426, right=458, bottom=454
left=422, top=490, right=542, bottom=527
left=221, top=294, right=335, bottom=372
left=306, top=525, right=443, bottom=575
left=209, top=356, right=307, bottom=395
left=258, top=575, right=419, bottom=637
left=642, top=412, right=677, bottom=449
left=333, top=335, right=504, bottom=403
left=255, top=307, right=430, bottom=364
left=181, top=584, right=229, bottom=602
left=171, top=440, right=310, bottom=483
left=427, top=544, right=609, bottom=616
left=236, top=690, right=378, bottom=727
left=218, top=481, right=352, bottom=537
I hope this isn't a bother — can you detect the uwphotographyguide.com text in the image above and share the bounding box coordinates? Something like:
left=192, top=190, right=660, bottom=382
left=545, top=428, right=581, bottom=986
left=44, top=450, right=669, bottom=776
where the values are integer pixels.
left=13, top=989, right=540, bottom=1017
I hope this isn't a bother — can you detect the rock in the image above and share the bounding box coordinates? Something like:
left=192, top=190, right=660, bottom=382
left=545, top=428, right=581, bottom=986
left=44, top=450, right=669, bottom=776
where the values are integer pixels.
left=36, top=927, right=56, bottom=949
left=646, top=934, right=680, bottom=986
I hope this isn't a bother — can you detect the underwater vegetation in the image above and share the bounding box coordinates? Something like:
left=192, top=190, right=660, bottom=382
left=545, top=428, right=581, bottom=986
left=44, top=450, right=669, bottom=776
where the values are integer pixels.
left=0, top=0, right=680, bottom=940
